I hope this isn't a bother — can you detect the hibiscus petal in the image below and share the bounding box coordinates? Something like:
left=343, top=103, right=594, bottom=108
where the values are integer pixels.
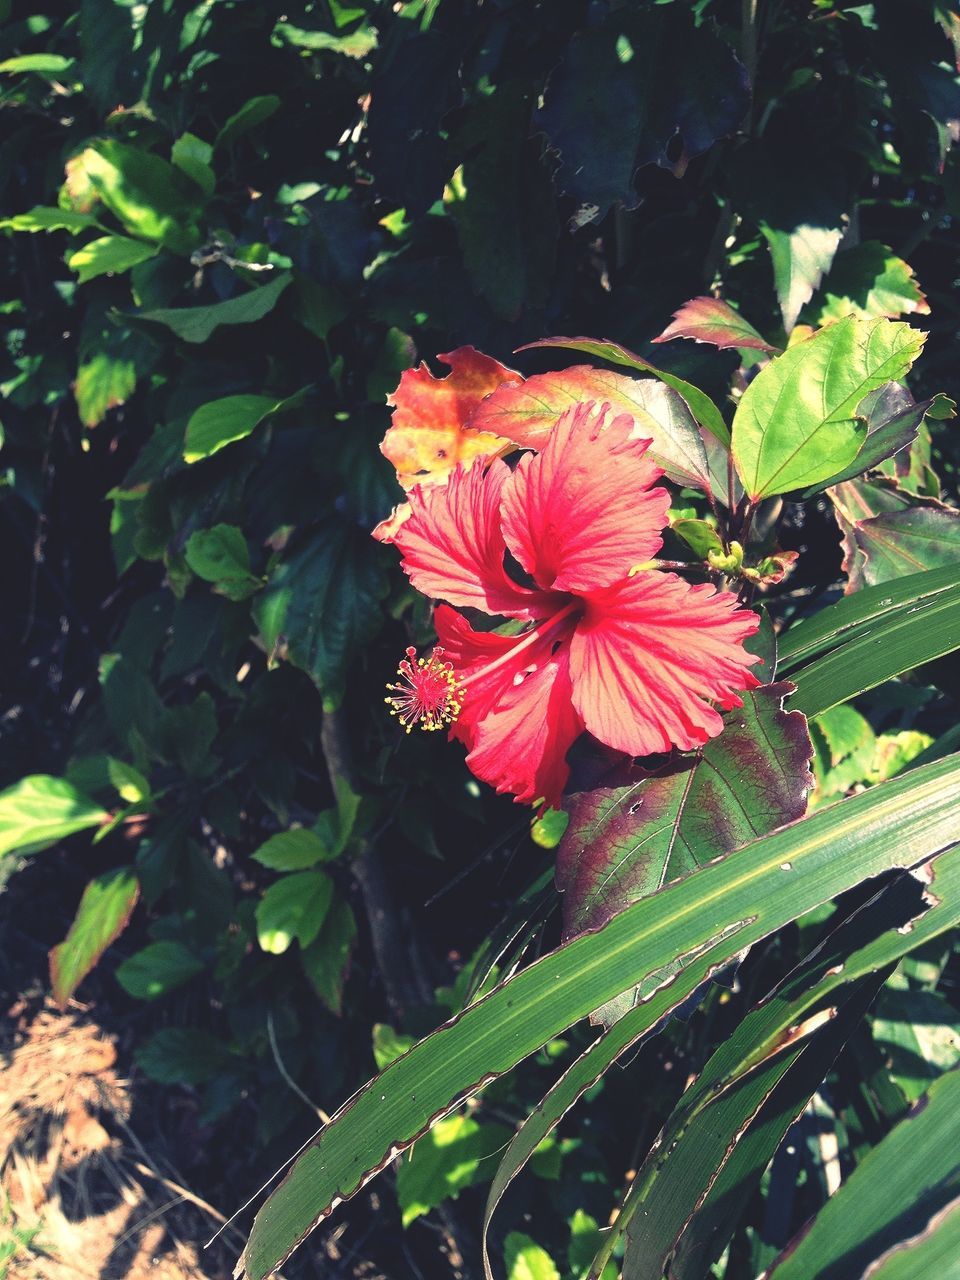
left=381, top=346, right=521, bottom=490
left=569, top=573, right=761, bottom=758
left=500, top=401, right=670, bottom=593
left=435, top=605, right=583, bottom=806
left=394, top=462, right=557, bottom=618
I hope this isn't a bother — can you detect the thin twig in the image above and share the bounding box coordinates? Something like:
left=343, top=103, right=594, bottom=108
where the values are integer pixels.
left=267, top=1011, right=331, bottom=1123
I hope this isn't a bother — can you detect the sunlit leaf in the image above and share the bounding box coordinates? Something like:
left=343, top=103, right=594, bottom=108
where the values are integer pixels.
left=518, top=337, right=730, bottom=446
left=183, top=387, right=306, bottom=462
left=731, top=317, right=926, bottom=500
left=766, top=1066, right=960, bottom=1279
left=652, top=296, right=778, bottom=353
left=468, top=365, right=714, bottom=492
left=807, top=241, right=930, bottom=326
left=67, top=234, right=158, bottom=284
left=0, top=775, right=108, bottom=859
left=395, top=1113, right=511, bottom=1226
left=378, top=346, right=518, bottom=492
left=236, top=755, right=960, bottom=1279
left=63, top=139, right=203, bottom=254
left=49, top=867, right=140, bottom=1006
left=256, top=871, right=334, bottom=956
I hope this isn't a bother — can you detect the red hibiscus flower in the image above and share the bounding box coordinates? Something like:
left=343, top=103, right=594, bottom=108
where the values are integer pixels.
left=386, top=402, right=760, bottom=806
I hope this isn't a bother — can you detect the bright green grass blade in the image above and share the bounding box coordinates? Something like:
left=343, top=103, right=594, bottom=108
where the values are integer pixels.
left=237, top=754, right=960, bottom=1280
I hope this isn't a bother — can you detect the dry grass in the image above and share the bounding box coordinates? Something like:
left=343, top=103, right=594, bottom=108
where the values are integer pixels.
left=0, top=1001, right=240, bottom=1280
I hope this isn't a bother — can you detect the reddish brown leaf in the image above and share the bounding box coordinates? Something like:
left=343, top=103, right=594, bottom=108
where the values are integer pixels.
left=380, top=346, right=521, bottom=491
left=467, top=364, right=713, bottom=491
left=653, top=296, right=778, bottom=353
left=556, top=682, right=813, bottom=942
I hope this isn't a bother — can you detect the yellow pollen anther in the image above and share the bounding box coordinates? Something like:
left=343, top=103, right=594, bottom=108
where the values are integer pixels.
left=385, top=646, right=464, bottom=733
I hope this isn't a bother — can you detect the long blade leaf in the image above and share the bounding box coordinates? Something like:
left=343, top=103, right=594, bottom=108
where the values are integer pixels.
left=237, top=754, right=960, bottom=1279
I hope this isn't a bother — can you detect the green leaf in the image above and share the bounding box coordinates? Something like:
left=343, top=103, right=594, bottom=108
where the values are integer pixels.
left=396, top=1113, right=511, bottom=1226
left=75, top=348, right=137, bottom=428
left=64, top=140, right=203, bottom=255
left=65, top=754, right=150, bottom=805
left=0, top=775, right=108, bottom=858
left=236, top=753, right=960, bottom=1280
left=252, top=828, right=333, bottom=871
left=872, top=981, right=960, bottom=1103
left=807, top=241, right=930, bottom=326
left=300, top=897, right=358, bottom=1016
left=766, top=1067, right=960, bottom=1279
left=483, top=844, right=960, bottom=1280
left=67, top=233, right=158, bottom=284
left=760, top=221, right=844, bottom=334
left=136, top=1027, right=233, bottom=1084
left=652, top=296, right=778, bottom=353
left=0, top=206, right=99, bottom=234
left=170, top=132, right=215, bottom=196
left=802, top=384, right=940, bottom=496
left=215, top=94, right=281, bottom=150
left=115, top=940, right=204, bottom=1000
left=184, top=524, right=261, bottom=600
left=183, top=386, right=306, bottom=462
left=788, top=578, right=960, bottom=717
left=256, top=870, right=334, bottom=955
left=519, top=336, right=730, bottom=446
left=504, top=1232, right=560, bottom=1280
left=49, top=867, right=139, bottom=1006
left=372, top=1023, right=415, bottom=1071
left=731, top=317, right=926, bottom=500
left=777, top=565, right=960, bottom=672
left=136, top=273, right=291, bottom=344
left=860, top=1197, right=960, bottom=1280
left=0, top=52, right=74, bottom=75
left=273, top=19, right=377, bottom=58
left=618, top=853, right=960, bottom=1279
left=253, top=521, right=388, bottom=696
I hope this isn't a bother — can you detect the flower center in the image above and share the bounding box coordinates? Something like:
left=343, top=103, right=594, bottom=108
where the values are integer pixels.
left=385, top=647, right=464, bottom=733
left=386, top=602, right=581, bottom=734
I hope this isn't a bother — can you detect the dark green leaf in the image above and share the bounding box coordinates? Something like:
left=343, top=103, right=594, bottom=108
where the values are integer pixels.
left=136, top=1027, right=234, bottom=1084
left=215, top=95, right=281, bottom=150
left=536, top=9, right=748, bottom=220
left=115, top=939, right=204, bottom=1000
left=767, top=1067, right=960, bottom=1279
left=253, top=522, right=388, bottom=697
left=252, top=828, right=333, bottom=871
left=182, top=387, right=305, bottom=462
left=136, top=273, right=291, bottom=344
left=300, top=896, right=358, bottom=1016
left=185, top=524, right=261, bottom=600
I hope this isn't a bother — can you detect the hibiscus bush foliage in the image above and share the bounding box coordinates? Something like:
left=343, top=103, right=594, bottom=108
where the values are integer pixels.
left=4, top=1, right=960, bottom=1277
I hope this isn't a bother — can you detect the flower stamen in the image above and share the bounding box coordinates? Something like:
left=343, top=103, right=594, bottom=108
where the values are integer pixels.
left=385, top=646, right=464, bottom=733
